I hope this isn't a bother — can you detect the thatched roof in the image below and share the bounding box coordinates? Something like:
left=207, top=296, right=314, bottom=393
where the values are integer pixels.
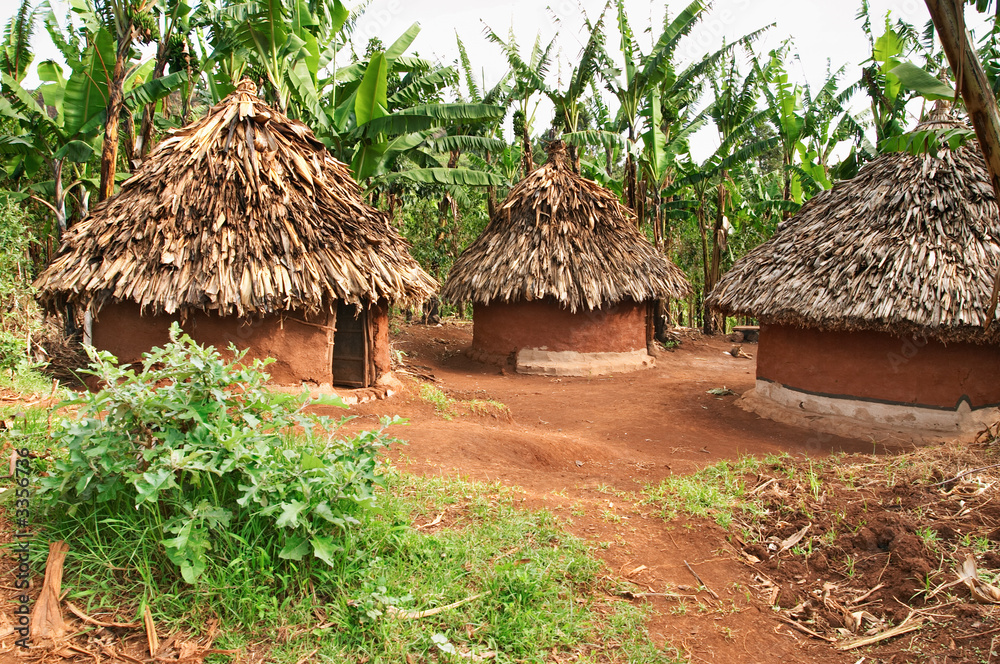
left=708, top=112, right=1000, bottom=344
left=35, top=79, right=436, bottom=317
left=441, top=141, right=690, bottom=311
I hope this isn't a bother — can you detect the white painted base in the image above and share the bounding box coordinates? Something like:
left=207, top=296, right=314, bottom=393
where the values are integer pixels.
left=743, top=379, right=1000, bottom=443
left=516, top=348, right=655, bottom=377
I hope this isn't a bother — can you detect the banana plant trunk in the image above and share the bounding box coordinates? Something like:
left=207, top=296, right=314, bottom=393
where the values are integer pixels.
left=923, top=0, right=1000, bottom=322
left=99, top=31, right=133, bottom=202
left=138, top=46, right=170, bottom=158
left=521, top=122, right=533, bottom=177
left=703, top=173, right=728, bottom=335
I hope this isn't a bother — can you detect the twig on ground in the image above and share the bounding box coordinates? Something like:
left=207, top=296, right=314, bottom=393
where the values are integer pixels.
left=386, top=593, right=485, bottom=619
left=837, top=612, right=926, bottom=650
left=64, top=601, right=138, bottom=628
left=683, top=560, right=719, bottom=600
left=778, top=617, right=836, bottom=642
left=930, top=463, right=1000, bottom=487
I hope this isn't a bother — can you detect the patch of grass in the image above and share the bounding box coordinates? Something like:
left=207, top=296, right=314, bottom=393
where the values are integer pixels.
left=916, top=525, right=939, bottom=549
left=0, top=364, right=52, bottom=394
left=641, top=457, right=761, bottom=528
left=467, top=398, right=511, bottom=419
left=7, top=401, right=679, bottom=662
left=418, top=384, right=511, bottom=421
left=23, top=469, right=679, bottom=662
left=419, top=382, right=457, bottom=420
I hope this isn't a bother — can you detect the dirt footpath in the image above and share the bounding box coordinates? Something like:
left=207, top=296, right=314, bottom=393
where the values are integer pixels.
left=337, top=321, right=914, bottom=664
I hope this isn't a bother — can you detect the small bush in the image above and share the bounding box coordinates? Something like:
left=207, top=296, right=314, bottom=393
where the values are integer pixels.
left=0, top=196, right=44, bottom=386
left=40, top=324, right=395, bottom=583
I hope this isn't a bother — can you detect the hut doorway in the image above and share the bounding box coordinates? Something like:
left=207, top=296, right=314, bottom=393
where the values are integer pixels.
left=332, top=302, right=371, bottom=388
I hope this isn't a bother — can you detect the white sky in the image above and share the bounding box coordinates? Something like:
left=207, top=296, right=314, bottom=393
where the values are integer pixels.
left=2, top=0, right=990, bottom=161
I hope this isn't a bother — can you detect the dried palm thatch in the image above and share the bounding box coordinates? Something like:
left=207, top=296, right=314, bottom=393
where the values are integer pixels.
left=441, top=141, right=690, bottom=312
left=708, top=113, right=1000, bottom=344
left=34, top=79, right=437, bottom=317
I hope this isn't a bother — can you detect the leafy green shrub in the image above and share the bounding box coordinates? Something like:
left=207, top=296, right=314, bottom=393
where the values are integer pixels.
left=40, top=324, right=395, bottom=582
left=0, top=196, right=43, bottom=383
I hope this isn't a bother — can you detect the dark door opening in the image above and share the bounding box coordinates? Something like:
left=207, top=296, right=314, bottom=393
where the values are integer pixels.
left=332, top=302, right=371, bottom=388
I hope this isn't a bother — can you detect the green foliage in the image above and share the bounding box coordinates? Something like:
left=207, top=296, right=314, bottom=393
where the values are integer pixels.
left=40, top=324, right=394, bottom=583
left=0, top=0, right=38, bottom=82
left=0, top=196, right=43, bottom=385
left=642, top=457, right=762, bottom=528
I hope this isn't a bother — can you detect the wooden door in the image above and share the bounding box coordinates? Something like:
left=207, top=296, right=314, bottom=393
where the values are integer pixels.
left=332, top=302, right=370, bottom=388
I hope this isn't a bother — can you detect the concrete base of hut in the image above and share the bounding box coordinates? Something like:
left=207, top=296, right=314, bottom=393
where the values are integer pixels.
left=467, top=298, right=655, bottom=376
left=515, top=348, right=655, bottom=376
left=741, top=380, right=1000, bottom=444
left=746, top=323, right=1000, bottom=442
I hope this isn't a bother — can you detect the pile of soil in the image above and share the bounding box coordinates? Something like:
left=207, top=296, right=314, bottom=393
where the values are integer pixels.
left=733, top=445, right=1000, bottom=659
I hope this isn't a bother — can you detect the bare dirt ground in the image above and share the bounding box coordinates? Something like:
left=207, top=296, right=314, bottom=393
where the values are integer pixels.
left=341, top=320, right=999, bottom=664
left=2, top=321, right=996, bottom=663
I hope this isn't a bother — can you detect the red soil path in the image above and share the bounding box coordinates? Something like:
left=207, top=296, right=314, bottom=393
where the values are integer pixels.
left=345, top=321, right=896, bottom=664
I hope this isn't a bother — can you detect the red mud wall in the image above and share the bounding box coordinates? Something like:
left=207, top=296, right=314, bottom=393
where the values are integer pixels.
left=472, top=298, right=647, bottom=355
left=92, top=302, right=335, bottom=385
left=369, top=299, right=392, bottom=380
left=757, top=323, right=1000, bottom=409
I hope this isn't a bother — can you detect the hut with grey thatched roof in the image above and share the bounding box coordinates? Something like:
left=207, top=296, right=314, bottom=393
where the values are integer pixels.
left=442, top=141, right=690, bottom=376
left=707, top=111, right=1000, bottom=439
left=35, top=79, right=436, bottom=388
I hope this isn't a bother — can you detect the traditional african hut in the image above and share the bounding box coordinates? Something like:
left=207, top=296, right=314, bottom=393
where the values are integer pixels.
left=441, top=141, right=690, bottom=376
left=707, top=110, right=1000, bottom=438
left=34, top=80, right=436, bottom=388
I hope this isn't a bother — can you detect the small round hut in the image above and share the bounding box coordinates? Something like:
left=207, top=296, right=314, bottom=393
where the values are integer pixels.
left=442, top=141, right=690, bottom=376
left=34, top=80, right=436, bottom=388
left=708, top=111, right=1000, bottom=439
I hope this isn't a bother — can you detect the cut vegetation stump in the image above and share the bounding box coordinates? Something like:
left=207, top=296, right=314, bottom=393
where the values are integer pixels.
left=31, top=540, right=70, bottom=642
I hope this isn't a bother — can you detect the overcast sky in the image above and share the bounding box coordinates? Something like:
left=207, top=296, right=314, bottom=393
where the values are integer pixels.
left=2, top=0, right=990, bottom=160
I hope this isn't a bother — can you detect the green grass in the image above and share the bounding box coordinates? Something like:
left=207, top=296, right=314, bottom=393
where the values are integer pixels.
left=419, top=383, right=456, bottom=420
left=5, top=406, right=679, bottom=663
left=0, top=363, right=53, bottom=394
left=641, top=457, right=762, bottom=528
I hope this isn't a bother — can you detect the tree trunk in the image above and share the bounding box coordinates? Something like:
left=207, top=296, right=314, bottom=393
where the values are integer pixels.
left=52, top=158, right=66, bottom=233
left=121, top=108, right=136, bottom=171
left=521, top=122, right=533, bottom=177
left=138, top=44, right=170, bottom=158
left=624, top=127, right=637, bottom=216
left=485, top=151, right=497, bottom=218
left=99, top=29, right=132, bottom=202
left=695, top=197, right=712, bottom=335
left=923, top=0, right=1000, bottom=322
left=703, top=174, right=728, bottom=335
left=567, top=142, right=580, bottom=173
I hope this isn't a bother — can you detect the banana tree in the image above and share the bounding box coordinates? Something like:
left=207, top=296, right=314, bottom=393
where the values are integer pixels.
left=197, top=0, right=348, bottom=125
left=1, top=13, right=183, bottom=236
left=600, top=0, right=770, bottom=213
left=455, top=32, right=511, bottom=216
left=0, top=0, right=38, bottom=82
left=332, top=25, right=508, bottom=191
left=483, top=27, right=555, bottom=176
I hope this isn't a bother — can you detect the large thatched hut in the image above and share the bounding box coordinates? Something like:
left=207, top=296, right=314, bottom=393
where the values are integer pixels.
left=442, top=141, right=690, bottom=376
left=708, top=111, right=1000, bottom=439
left=35, top=79, right=436, bottom=388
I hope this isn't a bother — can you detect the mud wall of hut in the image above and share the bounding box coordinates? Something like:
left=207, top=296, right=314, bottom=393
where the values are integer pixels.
left=91, top=302, right=336, bottom=385
left=756, top=323, right=1000, bottom=410
left=472, top=298, right=647, bottom=355
left=369, top=299, right=392, bottom=380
